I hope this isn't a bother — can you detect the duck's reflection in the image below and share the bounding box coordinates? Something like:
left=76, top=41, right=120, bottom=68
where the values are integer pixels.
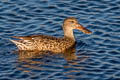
left=16, top=46, right=90, bottom=76
left=18, top=46, right=77, bottom=61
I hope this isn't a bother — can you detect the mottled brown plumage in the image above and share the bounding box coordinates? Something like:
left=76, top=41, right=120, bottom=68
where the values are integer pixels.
left=11, top=17, right=92, bottom=53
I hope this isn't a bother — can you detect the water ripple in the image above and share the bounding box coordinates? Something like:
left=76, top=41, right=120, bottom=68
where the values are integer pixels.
left=0, top=0, right=120, bottom=80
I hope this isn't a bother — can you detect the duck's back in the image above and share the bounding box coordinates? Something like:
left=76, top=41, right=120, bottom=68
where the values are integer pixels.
left=11, top=35, right=75, bottom=53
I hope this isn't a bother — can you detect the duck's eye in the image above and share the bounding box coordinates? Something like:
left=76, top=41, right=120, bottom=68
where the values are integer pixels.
left=70, top=21, right=74, bottom=23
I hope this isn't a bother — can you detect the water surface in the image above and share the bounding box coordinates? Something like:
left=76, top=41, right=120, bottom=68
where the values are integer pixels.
left=0, top=0, right=120, bottom=80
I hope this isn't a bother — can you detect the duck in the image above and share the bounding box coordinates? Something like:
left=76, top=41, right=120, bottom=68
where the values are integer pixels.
left=11, top=17, right=92, bottom=53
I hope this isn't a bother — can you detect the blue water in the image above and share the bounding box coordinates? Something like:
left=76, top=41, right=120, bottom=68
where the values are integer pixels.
left=0, top=0, right=120, bottom=80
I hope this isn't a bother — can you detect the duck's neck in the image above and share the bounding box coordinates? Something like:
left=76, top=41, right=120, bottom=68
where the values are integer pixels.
left=63, top=26, right=75, bottom=42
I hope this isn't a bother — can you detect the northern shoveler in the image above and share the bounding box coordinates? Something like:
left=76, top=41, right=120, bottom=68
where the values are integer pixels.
left=11, top=17, right=92, bottom=53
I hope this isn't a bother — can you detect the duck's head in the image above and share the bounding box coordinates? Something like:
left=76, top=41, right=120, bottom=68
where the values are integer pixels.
left=63, top=17, right=92, bottom=34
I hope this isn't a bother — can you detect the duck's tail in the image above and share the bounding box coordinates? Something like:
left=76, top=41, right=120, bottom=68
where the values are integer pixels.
left=11, top=40, right=26, bottom=50
left=11, top=39, right=34, bottom=50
